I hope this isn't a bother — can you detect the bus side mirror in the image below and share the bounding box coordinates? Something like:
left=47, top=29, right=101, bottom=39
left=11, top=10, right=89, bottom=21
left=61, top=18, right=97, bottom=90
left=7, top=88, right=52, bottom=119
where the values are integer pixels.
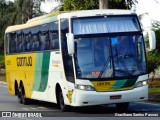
left=66, top=33, right=75, bottom=55
left=143, top=30, right=156, bottom=51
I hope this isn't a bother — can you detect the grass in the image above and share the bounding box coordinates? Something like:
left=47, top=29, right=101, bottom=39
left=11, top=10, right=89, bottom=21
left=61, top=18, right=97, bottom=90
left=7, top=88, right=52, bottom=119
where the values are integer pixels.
left=0, top=55, right=4, bottom=63
left=149, top=87, right=160, bottom=93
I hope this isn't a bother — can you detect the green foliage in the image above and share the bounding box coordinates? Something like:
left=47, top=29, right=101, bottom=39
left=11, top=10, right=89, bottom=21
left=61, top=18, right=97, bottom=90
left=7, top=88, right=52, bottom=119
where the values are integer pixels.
left=147, top=51, right=160, bottom=73
left=0, top=0, right=45, bottom=56
left=0, top=55, right=4, bottom=63
left=63, top=0, right=98, bottom=11
left=149, top=87, right=160, bottom=93
left=0, top=0, right=16, bottom=51
left=62, top=0, right=137, bottom=11
left=0, top=55, right=5, bottom=69
left=14, top=0, right=45, bottom=24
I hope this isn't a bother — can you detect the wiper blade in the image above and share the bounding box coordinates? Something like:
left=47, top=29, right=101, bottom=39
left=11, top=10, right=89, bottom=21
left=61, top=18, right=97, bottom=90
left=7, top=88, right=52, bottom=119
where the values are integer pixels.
left=98, top=56, right=111, bottom=78
left=118, top=57, right=133, bottom=76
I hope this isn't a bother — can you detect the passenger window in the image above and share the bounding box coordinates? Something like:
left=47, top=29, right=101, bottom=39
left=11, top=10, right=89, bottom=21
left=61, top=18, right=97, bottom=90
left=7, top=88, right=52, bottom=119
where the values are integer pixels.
left=26, top=33, right=32, bottom=52
left=49, top=32, right=59, bottom=50
left=32, top=34, right=40, bottom=51
left=9, top=32, right=16, bottom=54
left=40, top=31, right=49, bottom=50
left=16, top=33, right=23, bottom=53
left=6, top=34, right=10, bottom=54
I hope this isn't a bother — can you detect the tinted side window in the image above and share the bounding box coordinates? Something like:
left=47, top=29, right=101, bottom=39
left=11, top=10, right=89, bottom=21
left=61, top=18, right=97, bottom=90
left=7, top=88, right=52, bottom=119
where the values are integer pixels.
left=32, top=34, right=40, bottom=51
left=6, top=33, right=10, bottom=54
left=49, top=21, right=59, bottom=50
left=25, top=33, right=32, bottom=52
left=7, top=22, right=60, bottom=54
left=50, top=32, right=59, bottom=50
left=40, top=31, right=49, bottom=50
left=61, top=19, right=75, bottom=83
left=16, top=32, right=23, bottom=53
left=9, top=32, right=16, bottom=54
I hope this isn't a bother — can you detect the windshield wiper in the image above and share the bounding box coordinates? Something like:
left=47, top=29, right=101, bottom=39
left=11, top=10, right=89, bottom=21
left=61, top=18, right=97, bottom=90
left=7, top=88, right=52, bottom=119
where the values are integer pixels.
left=117, top=57, right=133, bottom=76
left=98, top=56, right=111, bottom=78
left=98, top=38, right=113, bottom=78
left=114, top=43, right=134, bottom=76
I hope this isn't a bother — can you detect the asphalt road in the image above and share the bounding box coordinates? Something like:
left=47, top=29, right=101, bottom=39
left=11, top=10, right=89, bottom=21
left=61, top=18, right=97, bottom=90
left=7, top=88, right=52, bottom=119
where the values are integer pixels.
left=0, top=81, right=160, bottom=120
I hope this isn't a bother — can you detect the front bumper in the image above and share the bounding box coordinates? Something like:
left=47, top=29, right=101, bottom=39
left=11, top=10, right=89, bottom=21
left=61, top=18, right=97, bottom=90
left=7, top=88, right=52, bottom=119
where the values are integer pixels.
left=71, top=85, right=148, bottom=106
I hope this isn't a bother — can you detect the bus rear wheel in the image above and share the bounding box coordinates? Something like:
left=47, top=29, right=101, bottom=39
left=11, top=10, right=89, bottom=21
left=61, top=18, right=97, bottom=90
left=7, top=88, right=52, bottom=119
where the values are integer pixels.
left=116, top=102, right=129, bottom=112
left=58, top=90, right=68, bottom=112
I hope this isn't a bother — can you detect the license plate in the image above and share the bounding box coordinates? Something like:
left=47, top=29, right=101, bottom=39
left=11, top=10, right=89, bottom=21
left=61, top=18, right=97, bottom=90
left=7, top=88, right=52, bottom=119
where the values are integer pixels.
left=110, top=95, right=121, bottom=100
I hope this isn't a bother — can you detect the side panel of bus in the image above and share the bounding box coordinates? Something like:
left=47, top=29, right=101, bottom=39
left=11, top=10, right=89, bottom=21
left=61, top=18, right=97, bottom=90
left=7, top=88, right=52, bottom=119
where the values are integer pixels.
left=5, top=51, right=69, bottom=103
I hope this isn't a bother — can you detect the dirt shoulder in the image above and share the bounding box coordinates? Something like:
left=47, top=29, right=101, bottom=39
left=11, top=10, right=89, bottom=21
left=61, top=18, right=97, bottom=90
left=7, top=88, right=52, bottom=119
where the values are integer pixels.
left=148, top=93, right=160, bottom=103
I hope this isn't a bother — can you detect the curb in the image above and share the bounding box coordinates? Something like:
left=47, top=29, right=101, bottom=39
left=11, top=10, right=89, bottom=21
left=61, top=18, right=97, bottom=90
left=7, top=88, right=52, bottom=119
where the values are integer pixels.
left=148, top=98, right=160, bottom=103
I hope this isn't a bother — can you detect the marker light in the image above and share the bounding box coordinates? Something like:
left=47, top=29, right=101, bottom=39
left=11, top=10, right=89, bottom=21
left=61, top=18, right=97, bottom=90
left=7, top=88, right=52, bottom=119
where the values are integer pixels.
left=135, top=80, right=148, bottom=88
left=75, top=84, right=95, bottom=91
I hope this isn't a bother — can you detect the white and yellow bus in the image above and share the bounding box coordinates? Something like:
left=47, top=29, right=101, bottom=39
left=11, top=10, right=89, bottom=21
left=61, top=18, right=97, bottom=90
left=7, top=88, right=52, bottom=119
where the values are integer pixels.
left=5, top=10, right=155, bottom=112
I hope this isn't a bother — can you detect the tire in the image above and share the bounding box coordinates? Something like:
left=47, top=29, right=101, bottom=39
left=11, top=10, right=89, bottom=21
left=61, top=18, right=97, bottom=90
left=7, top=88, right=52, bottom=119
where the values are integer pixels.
left=58, top=90, right=68, bottom=112
left=17, top=87, right=23, bottom=104
left=19, top=85, right=29, bottom=105
left=116, top=102, right=129, bottom=112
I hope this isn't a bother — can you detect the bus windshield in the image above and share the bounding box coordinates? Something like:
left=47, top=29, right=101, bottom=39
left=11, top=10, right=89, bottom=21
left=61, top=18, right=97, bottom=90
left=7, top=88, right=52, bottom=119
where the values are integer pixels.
left=75, top=35, right=147, bottom=79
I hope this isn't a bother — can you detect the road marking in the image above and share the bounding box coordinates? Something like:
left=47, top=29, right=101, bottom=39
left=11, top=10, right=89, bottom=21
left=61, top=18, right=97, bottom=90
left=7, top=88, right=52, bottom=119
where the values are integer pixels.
left=22, top=108, right=30, bottom=111
left=30, top=107, right=38, bottom=110
left=135, top=101, right=160, bottom=106
left=17, top=117, right=33, bottom=120
left=23, top=107, right=53, bottom=111
left=37, top=107, right=46, bottom=109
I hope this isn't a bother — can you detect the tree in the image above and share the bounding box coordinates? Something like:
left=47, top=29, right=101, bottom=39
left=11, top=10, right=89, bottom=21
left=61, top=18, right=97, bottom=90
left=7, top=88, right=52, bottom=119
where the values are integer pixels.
left=14, top=0, right=45, bottom=24
left=99, top=0, right=108, bottom=9
left=52, top=0, right=137, bottom=10
left=63, top=0, right=98, bottom=10
left=0, top=0, right=16, bottom=49
left=0, top=0, right=45, bottom=54
left=147, top=22, right=160, bottom=81
left=61, top=0, right=137, bottom=11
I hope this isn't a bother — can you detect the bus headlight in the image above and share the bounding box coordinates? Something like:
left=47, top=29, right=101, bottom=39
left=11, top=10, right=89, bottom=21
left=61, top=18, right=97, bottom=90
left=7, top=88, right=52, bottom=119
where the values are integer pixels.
left=75, top=84, right=95, bottom=91
left=135, top=80, right=148, bottom=88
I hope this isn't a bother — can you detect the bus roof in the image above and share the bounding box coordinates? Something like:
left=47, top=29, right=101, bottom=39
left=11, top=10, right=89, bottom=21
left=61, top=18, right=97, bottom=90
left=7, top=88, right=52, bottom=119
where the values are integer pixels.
left=5, top=9, right=135, bottom=33
left=58, top=9, right=135, bottom=19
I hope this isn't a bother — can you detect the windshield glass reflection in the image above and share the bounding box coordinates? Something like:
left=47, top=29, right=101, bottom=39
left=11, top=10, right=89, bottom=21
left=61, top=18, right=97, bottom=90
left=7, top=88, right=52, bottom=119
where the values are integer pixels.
left=75, top=35, right=146, bottom=79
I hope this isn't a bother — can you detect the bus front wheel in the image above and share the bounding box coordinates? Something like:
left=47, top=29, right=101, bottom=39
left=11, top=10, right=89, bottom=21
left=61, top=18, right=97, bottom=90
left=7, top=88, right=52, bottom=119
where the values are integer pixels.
left=58, top=90, right=68, bottom=112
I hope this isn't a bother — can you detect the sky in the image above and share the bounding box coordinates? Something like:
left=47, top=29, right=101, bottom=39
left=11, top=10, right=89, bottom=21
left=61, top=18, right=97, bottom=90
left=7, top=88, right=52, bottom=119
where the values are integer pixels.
left=135, top=0, right=160, bottom=27
left=136, top=0, right=160, bottom=21
left=41, top=0, right=60, bottom=13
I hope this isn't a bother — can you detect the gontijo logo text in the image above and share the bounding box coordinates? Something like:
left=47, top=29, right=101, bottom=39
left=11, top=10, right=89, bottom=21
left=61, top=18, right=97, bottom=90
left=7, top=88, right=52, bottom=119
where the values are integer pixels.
left=17, top=56, right=32, bottom=67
